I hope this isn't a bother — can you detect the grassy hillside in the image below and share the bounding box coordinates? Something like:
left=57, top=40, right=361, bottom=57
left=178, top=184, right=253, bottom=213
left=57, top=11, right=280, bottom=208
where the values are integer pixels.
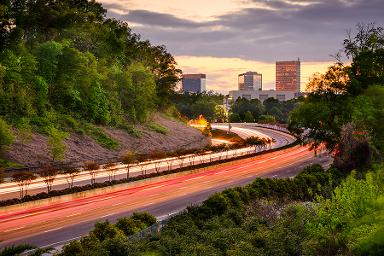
left=2, top=114, right=210, bottom=168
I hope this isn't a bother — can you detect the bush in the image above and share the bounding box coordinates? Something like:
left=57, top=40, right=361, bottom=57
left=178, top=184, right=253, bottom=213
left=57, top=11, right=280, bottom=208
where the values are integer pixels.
left=0, top=244, right=35, bottom=256
left=116, top=218, right=143, bottom=236
left=131, top=212, right=157, bottom=226
left=0, top=117, right=14, bottom=154
left=117, top=122, right=142, bottom=138
left=47, top=127, right=69, bottom=161
left=92, top=221, right=124, bottom=242
left=83, top=124, right=119, bottom=150
left=147, top=122, right=169, bottom=134
left=258, top=115, right=276, bottom=124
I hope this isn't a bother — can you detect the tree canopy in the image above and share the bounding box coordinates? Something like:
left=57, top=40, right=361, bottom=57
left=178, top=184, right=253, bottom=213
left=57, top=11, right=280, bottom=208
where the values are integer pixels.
left=289, top=23, right=384, bottom=171
left=0, top=0, right=181, bottom=128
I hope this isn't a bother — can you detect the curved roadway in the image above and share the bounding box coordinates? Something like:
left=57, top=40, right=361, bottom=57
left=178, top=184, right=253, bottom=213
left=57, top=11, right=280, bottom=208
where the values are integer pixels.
left=0, top=125, right=331, bottom=248
left=0, top=125, right=294, bottom=201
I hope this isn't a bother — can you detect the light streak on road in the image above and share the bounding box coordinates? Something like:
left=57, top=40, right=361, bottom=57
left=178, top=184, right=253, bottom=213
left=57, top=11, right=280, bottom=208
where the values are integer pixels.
left=0, top=124, right=331, bottom=249
left=0, top=143, right=330, bottom=248
left=0, top=125, right=295, bottom=200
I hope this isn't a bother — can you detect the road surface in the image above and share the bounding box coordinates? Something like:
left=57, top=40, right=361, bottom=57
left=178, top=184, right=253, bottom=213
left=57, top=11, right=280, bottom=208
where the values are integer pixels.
left=0, top=125, right=294, bottom=200
left=0, top=143, right=331, bottom=248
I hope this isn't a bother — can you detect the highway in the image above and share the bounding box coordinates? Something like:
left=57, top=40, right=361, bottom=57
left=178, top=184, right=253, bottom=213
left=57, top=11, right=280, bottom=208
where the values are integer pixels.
left=0, top=125, right=294, bottom=200
left=0, top=125, right=331, bottom=249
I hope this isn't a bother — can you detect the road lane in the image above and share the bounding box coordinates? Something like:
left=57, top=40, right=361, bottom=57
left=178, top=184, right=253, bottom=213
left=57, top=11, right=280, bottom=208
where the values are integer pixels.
left=0, top=144, right=332, bottom=248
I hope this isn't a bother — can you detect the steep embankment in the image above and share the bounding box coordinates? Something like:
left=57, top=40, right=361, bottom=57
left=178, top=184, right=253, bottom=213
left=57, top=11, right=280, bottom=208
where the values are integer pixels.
left=5, top=114, right=210, bottom=167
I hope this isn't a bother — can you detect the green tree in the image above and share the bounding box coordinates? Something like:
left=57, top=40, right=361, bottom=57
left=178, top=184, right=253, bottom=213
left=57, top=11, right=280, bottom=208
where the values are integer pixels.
left=0, top=117, right=14, bottom=155
left=92, top=221, right=124, bottom=242
left=191, top=98, right=217, bottom=121
left=121, top=151, right=136, bottom=179
left=351, top=85, right=384, bottom=153
left=214, top=105, right=227, bottom=123
left=344, top=23, right=384, bottom=95
left=15, top=117, right=32, bottom=145
left=245, top=136, right=267, bottom=152
left=229, top=113, right=241, bottom=123
left=288, top=24, right=384, bottom=166
left=172, top=91, right=223, bottom=121
left=11, top=171, right=36, bottom=198
left=39, top=164, right=58, bottom=193
left=118, top=64, right=157, bottom=123
left=243, top=111, right=254, bottom=123
left=34, top=41, right=64, bottom=83
left=47, top=127, right=68, bottom=162
left=306, top=172, right=379, bottom=255
left=231, top=98, right=264, bottom=121
left=258, top=115, right=276, bottom=124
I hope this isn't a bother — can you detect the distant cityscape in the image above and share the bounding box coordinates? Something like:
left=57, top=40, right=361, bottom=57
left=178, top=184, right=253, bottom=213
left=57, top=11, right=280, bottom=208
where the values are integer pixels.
left=181, top=59, right=302, bottom=102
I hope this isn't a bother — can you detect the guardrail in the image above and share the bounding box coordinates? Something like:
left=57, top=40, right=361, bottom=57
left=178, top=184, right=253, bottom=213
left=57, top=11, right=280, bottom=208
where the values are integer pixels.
left=212, top=122, right=290, bottom=133
left=129, top=210, right=185, bottom=240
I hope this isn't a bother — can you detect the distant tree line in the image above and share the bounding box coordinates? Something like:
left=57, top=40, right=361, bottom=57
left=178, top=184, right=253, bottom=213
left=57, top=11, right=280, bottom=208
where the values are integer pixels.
left=229, top=97, right=300, bottom=124
left=171, top=91, right=299, bottom=124
left=171, top=91, right=224, bottom=122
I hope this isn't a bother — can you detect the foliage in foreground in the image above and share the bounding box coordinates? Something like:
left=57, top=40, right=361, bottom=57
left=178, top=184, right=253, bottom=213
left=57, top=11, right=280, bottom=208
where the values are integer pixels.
left=289, top=24, right=384, bottom=172
left=0, top=244, right=35, bottom=256
left=56, top=164, right=384, bottom=256
left=59, top=213, right=156, bottom=256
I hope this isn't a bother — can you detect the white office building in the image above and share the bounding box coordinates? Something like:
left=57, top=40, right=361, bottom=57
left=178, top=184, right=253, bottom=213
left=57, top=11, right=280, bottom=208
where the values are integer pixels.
left=238, top=71, right=262, bottom=91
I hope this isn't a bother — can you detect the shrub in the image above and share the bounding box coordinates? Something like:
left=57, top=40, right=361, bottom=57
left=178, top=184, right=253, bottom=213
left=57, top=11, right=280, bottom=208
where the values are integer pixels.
left=83, top=123, right=119, bottom=149
left=116, top=217, right=143, bottom=236
left=131, top=212, right=157, bottom=226
left=117, top=122, right=142, bottom=138
left=92, top=221, right=124, bottom=242
left=0, top=244, right=35, bottom=256
left=147, top=123, right=169, bottom=134
left=0, top=117, right=14, bottom=155
left=47, top=127, right=68, bottom=162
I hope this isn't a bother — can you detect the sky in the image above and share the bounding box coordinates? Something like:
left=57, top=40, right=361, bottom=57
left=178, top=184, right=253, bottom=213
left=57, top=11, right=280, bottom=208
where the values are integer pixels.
left=99, top=0, right=384, bottom=93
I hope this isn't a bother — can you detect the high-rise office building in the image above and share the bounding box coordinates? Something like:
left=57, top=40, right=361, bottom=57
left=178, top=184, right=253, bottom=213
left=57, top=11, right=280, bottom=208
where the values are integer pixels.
left=181, top=74, right=206, bottom=93
left=238, top=71, right=262, bottom=91
left=276, top=60, right=301, bottom=92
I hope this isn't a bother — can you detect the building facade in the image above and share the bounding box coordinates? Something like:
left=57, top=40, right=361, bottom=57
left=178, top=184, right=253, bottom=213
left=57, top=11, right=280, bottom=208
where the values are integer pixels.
left=238, top=71, right=262, bottom=91
left=276, top=60, right=301, bottom=92
left=182, top=74, right=207, bottom=93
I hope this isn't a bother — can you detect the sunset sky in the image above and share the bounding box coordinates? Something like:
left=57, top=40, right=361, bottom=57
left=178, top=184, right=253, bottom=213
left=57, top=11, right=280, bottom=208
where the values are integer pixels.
left=99, top=0, right=384, bottom=93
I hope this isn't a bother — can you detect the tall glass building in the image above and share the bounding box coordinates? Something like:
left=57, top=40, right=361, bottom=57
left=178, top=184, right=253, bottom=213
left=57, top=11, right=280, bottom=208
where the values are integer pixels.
left=181, top=74, right=206, bottom=93
left=276, top=59, right=301, bottom=92
left=238, top=71, right=262, bottom=91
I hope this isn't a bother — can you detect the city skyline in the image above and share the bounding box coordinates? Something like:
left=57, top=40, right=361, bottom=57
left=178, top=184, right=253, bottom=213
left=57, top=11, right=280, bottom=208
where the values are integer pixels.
left=100, top=0, right=384, bottom=92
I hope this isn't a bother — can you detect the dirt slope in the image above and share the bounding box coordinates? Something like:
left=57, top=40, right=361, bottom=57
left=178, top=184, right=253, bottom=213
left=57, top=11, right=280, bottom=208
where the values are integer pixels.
left=5, top=115, right=210, bottom=167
